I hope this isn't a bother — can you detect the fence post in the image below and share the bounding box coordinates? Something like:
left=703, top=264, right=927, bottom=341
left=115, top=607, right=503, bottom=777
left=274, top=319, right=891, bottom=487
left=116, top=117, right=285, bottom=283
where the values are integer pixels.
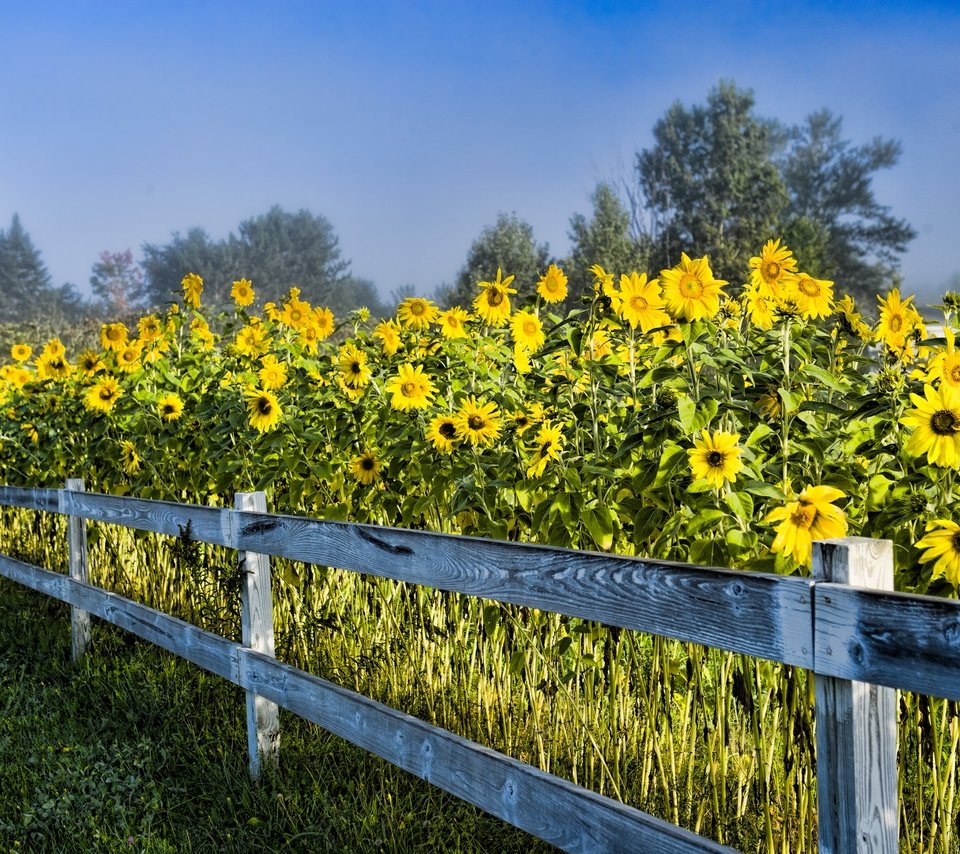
left=236, top=490, right=280, bottom=780
left=813, top=537, right=898, bottom=854
left=65, top=478, right=91, bottom=662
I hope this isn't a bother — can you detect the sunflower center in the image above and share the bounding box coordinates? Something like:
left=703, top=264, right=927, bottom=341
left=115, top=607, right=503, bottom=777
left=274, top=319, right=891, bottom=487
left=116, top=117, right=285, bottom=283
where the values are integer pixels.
left=487, top=289, right=504, bottom=307
left=630, top=296, right=649, bottom=311
left=790, top=504, right=816, bottom=530
left=952, top=531, right=960, bottom=553
left=468, top=415, right=485, bottom=430
left=523, top=320, right=538, bottom=336
left=707, top=450, right=724, bottom=468
left=798, top=278, right=819, bottom=297
left=400, top=381, right=416, bottom=397
left=410, top=302, right=425, bottom=316
left=99, top=388, right=114, bottom=401
left=439, top=421, right=456, bottom=439
left=360, top=457, right=375, bottom=471
left=349, top=361, right=362, bottom=375
left=678, top=275, right=704, bottom=298
left=540, top=441, right=552, bottom=454
left=931, top=409, right=958, bottom=435
left=257, top=398, right=273, bottom=416
left=163, top=404, right=176, bottom=416
left=889, top=316, right=903, bottom=332
left=763, top=261, right=781, bottom=282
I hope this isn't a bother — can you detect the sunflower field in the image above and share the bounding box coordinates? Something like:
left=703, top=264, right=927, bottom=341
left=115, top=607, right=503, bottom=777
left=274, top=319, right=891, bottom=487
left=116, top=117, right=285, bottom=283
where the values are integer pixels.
left=1, top=240, right=959, bottom=851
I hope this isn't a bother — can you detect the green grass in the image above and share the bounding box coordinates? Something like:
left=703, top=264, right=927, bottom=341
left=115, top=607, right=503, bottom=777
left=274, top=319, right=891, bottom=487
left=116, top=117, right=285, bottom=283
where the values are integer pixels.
left=0, top=578, right=557, bottom=853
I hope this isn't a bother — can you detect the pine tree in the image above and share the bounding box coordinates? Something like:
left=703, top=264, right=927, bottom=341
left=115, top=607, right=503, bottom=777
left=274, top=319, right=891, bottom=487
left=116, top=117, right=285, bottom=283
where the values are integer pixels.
left=0, top=214, right=55, bottom=322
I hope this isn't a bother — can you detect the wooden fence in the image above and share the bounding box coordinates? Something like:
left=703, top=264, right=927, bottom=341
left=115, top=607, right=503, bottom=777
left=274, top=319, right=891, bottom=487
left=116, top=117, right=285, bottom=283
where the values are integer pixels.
left=1, top=481, right=959, bottom=852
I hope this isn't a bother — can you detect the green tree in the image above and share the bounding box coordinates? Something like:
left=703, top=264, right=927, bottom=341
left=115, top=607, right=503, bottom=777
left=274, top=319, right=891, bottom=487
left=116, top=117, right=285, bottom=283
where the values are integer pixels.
left=564, top=182, right=650, bottom=305
left=0, top=214, right=56, bottom=322
left=140, top=227, right=232, bottom=308
left=634, top=81, right=788, bottom=281
left=89, top=249, right=145, bottom=316
left=776, top=109, right=916, bottom=305
left=441, top=213, right=550, bottom=308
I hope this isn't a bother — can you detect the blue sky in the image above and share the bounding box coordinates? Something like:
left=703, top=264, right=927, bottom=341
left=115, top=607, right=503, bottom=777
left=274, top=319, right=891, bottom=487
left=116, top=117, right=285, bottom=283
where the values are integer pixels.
left=2, top=0, right=958, bottom=306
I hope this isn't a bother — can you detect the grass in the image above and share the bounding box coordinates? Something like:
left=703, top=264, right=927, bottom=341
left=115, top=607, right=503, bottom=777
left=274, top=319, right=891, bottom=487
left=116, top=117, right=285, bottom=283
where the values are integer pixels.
left=0, top=577, right=557, bottom=853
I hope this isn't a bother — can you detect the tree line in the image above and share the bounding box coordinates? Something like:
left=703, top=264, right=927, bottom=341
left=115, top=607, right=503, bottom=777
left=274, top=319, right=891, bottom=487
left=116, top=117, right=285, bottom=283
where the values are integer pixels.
left=0, top=81, right=916, bottom=326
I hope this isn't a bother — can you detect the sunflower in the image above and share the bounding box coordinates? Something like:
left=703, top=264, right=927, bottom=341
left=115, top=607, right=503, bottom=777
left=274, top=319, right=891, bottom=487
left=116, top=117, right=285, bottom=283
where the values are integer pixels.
left=137, top=314, right=163, bottom=343
left=537, top=264, right=568, bottom=304
left=231, top=278, right=255, bottom=307
left=181, top=272, right=203, bottom=309
left=748, top=238, right=797, bottom=297
left=5, top=366, right=31, bottom=389
left=914, top=520, right=960, bottom=587
left=925, top=326, right=960, bottom=392
left=473, top=269, right=517, bottom=327
left=455, top=395, right=502, bottom=446
left=84, top=377, right=122, bottom=414
left=526, top=421, right=563, bottom=478
left=373, top=320, right=402, bottom=356
left=350, top=450, right=382, bottom=485
left=119, top=440, right=142, bottom=475
left=35, top=353, right=72, bottom=381
left=743, top=285, right=776, bottom=331
left=767, top=485, right=848, bottom=566
left=10, top=343, right=31, bottom=362
left=688, top=431, right=743, bottom=489
left=789, top=273, right=834, bottom=320
left=157, top=393, right=184, bottom=422
left=438, top=307, right=472, bottom=340
left=78, top=350, right=104, bottom=376
left=281, top=295, right=312, bottom=330
left=245, top=388, right=282, bottom=433
left=511, top=310, right=545, bottom=352
left=384, top=363, right=436, bottom=411
left=834, top=295, right=872, bottom=341
left=397, top=297, right=439, bottom=331
left=587, top=328, right=613, bottom=360
left=338, top=343, right=372, bottom=389
left=659, top=253, right=726, bottom=322
left=313, top=307, right=335, bottom=340
left=617, top=272, right=671, bottom=333
left=100, top=322, right=129, bottom=352
left=235, top=323, right=269, bottom=358
left=876, top=288, right=918, bottom=353
left=191, top=318, right=215, bottom=350
left=426, top=413, right=459, bottom=453
left=901, top=383, right=960, bottom=467
left=116, top=342, right=143, bottom=374
left=258, top=355, right=288, bottom=390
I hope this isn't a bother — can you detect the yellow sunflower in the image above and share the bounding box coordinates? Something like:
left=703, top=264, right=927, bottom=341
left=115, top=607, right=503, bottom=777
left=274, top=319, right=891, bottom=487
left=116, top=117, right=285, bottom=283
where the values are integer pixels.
left=925, top=327, right=960, bottom=392
left=78, top=350, right=104, bottom=376
left=5, top=366, right=31, bottom=389
left=313, top=307, right=335, bottom=340
left=116, top=342, right=143, bottom=374
left=373, top=320, right=402, bottom=356
left=119, top=439, right=141, bottom=475
left=100, top=322, right=129, bottom=352
left=526, top=421, right=563, bottom=478
left=191, top=318, right=215, bottom=350
left=617, top=272, right=671, bottom=333
left=743, top=285, right=777, bottom=331
left=455, top=395, right=502, bottom=446
left=426, top=413, right=459, bottom=453
left=397, top=297, right=439, bottom=331
left=84, top=377, right=122, bottom=414
left=181, top=272, right=203, bottom=309
left=10, top=343, right=31, bottom=363
left=788, top=273, right=834, bottom=320
left=510, top=310, right=545, bottom=352
left=350, top=450, right=382, bottom=485
left=687, top=431, right=743, bottom=489
left=767, top=485, right=848, bottom=566
left=281, top=294, right=312, bottom=330
left=876, top=288, right=918, bottom=353
left=915, top=520, right=960, bottom=587
left=231, top=278, right=255, bottom=307
left=438, top=307, right=472, bottom=340
left=245, top=388, right=282, bottom=433
left=659, top=253, right=727, bottom=322
left=748, top=238, right=797, bottom=297
left=473, top=269, right=517, bottom=327
left=536, top=264, right=568, bottom=304
left=258, top=355, right=288, bottom=391
left=835, top=295, right=872, bottom=342
left=137, top=315, right=163, bottom=343
left=157, top=393, right=184, bottom=422
left=384, top=363, right=436, bottom=412
left=235, top=323, right=268, bottom=359
left=35, top=353, right=72, bottom=381
left=901, top=383, right=960, bottom=467
left=338, top=343, right=372, bottom=389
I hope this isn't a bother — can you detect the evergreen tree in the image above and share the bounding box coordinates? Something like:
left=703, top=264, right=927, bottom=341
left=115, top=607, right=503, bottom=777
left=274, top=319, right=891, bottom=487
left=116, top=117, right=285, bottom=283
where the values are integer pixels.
left=0, top=214, right=55, bottom=322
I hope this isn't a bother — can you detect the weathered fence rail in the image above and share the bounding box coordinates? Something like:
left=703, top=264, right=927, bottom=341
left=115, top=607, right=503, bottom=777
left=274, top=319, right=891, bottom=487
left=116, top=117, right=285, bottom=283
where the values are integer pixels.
left=1, top=483, right=959, bottom=852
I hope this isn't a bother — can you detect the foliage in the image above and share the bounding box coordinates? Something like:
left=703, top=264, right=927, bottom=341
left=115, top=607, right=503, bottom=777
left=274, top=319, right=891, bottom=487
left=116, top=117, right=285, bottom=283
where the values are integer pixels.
left=90, top=249, right=146, bottom=316
left=440, top=212, right=550, bottom=307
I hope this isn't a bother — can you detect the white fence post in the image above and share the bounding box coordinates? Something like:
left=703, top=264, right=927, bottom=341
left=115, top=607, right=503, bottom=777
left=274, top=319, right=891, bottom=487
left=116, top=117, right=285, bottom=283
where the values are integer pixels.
left=66, top=478, right=91, bottom=662
left=236, top=490, right=280, bottom=780
left=813, top=537, right=898, bottom=853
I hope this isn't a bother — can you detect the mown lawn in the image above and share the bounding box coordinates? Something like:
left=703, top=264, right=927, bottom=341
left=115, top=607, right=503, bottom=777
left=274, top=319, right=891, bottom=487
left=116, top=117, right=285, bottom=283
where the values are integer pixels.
left=0, top=577, right=556, bottom=853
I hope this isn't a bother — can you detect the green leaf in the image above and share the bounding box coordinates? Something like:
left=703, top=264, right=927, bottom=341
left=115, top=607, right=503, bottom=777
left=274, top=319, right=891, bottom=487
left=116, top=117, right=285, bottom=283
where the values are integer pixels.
left=742, top=480, right=787, bottom=501
left=723, top=490, right=754, bottom=522
left=583, top=506, right=614, bottom=551
left=653, top=444, right=688, bottom=488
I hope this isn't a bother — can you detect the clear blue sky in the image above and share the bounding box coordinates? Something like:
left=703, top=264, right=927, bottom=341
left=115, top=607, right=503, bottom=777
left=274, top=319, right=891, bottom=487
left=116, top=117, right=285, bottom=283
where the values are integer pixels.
left=2, top=0, right=958, bottom=306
